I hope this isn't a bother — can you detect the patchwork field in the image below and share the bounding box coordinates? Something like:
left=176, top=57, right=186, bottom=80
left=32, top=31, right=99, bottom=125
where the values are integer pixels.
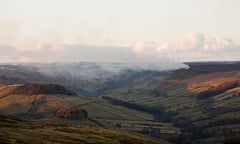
left=106, top=63, right=240, bottom=143
left=0, top=115, right=167, bottom=144
left=0, top=62, right=240, bottom=144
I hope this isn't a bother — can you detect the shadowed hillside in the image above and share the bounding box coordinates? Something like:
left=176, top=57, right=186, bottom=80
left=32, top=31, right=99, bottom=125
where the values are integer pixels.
left=0, top=62, right=240, bottom=144
left=0, top=115, right=167, bottom=144
left=106, top=62, right=240, bottom=144
left=0, top=81, right=178, bottom=137
left=0, top=63, right=162, bottom=96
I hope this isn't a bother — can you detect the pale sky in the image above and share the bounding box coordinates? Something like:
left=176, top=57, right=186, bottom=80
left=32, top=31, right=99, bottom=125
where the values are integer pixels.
left=0, top=0, right=240, bottom=62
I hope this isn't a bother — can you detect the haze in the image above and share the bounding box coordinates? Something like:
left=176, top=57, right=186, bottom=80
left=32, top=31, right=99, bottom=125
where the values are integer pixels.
left=0, top=0, right=240, bottom=64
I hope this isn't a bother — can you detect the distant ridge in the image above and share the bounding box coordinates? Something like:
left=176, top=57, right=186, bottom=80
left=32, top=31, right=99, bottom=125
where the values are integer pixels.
left=0, top=83, right=77, bottom=96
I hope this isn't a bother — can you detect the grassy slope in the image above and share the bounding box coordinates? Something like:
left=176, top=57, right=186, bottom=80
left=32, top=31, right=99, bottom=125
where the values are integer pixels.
left=0, top=116, right=167, bottom=144
left=106, top=63, right=240, bottom=143
left=0, top=87, right=179, bottom=136
left=1, top=62, right=240, bottom=143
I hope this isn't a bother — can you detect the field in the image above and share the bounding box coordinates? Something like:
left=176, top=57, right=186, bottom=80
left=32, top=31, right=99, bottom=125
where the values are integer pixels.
left=0, top=86, right=180, bottom=137
left=0, top=115, right=167, bottom=144
left=0, top=62, right=240, bottom=144
left=106, top=63, right=240, bottom=143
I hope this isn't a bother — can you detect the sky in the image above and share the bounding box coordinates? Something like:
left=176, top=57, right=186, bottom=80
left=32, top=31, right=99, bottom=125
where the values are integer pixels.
left=0, top=0, right=240, bottom=63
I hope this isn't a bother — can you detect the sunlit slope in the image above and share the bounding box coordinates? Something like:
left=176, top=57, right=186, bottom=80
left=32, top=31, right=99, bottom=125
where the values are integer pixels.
left=0, top=84, right=77, bottom=116
left=109, top=63, right=240, bottom=111
left=107, top=62, right=240, bottom=143
left=0, top=83, right=179, bottom=135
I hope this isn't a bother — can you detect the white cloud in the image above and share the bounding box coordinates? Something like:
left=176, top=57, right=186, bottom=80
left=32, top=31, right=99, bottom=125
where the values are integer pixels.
left=133, top=33, right=240, bottom=61
left=0, top=43, right=188, bottom=71
left=0, top=33, right=239, bottom=69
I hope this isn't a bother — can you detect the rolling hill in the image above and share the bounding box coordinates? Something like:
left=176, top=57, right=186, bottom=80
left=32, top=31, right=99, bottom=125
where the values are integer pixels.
left=106, top=62, right=240, bottom=143
left=0, top=82, right=179, bottom=141
left=0, top=62, right=240, bottom=143
left=0, top=115, right=167, bottom=144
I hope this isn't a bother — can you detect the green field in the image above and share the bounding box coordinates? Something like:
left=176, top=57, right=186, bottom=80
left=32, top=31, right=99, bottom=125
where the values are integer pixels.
left=1, top=63, right=240, bottom=144
left=105, top=65, right=240, bottom=144
left=0, top=115, right=167, bottom=144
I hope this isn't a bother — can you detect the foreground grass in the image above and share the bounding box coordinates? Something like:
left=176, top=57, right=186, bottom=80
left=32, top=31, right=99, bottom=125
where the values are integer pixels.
left=0, top=116, right=167, bottom=144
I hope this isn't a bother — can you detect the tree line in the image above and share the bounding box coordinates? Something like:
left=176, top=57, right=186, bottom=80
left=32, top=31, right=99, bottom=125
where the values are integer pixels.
left=102, top=96, right=176, bottom=122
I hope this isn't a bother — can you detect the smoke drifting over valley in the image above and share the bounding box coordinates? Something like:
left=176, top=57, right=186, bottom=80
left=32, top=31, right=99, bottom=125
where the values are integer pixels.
left=1, top=0, right=240, bottom=73
left=1, top=33, right=240, bottom=72
left=0, top=62, right=182, bottom=96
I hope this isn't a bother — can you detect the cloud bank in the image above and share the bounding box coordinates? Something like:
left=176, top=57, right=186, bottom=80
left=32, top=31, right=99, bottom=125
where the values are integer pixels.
left=0, top=33, right=239, bottom=70
left=133, top=33, right=240, bottom=61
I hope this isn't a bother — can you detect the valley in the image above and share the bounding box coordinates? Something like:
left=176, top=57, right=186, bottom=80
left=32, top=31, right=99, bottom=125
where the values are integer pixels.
left=106, top=62, right=240, bottom=143
left=0, top=62, right=240, bottom=143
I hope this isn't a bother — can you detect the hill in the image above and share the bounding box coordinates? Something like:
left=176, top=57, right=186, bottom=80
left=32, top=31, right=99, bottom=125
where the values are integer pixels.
left=0, top=83, right=179, bottom=137
left=0, top=115, right=167, bottom=144
left=0, top=83, right=79, bottom=118
left=0, top=63, right=161, bottom=96
left=0, top=83, right=77, bottom=96
left=1, top=62, right=240, bottom=143
left=107, top=62, right=240, bottom=143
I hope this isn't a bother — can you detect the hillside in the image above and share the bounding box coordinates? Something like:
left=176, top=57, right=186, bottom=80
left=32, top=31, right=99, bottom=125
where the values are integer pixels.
left=0, top=83, right=77, bottom=96
left=0, top=115, right=167, bottom=144
left=0, top=63, right=161, bottom=96
left=0, top=62, right=240, bottom=143
left=107, top=62, right=240, bottom=143
left=0, top=83, right=79, bottom=118
left=0, top=83, right=179, bottom=137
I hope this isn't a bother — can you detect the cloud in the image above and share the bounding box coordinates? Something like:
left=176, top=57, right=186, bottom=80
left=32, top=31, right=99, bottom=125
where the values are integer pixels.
left=133, top=33, right=240, bottom=61
left=0, top=45, right=21, bottom=62
left=35, top=43, right=59, bottom=52
left=58, top=44, right=188, bottom=71
left=0, top=43, right=188, bottom=71
left=0, top=43, right=61, bottom=63
left=133, top=33, right=205, bottom=54
left=0, top=33, right=239, bottom=70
